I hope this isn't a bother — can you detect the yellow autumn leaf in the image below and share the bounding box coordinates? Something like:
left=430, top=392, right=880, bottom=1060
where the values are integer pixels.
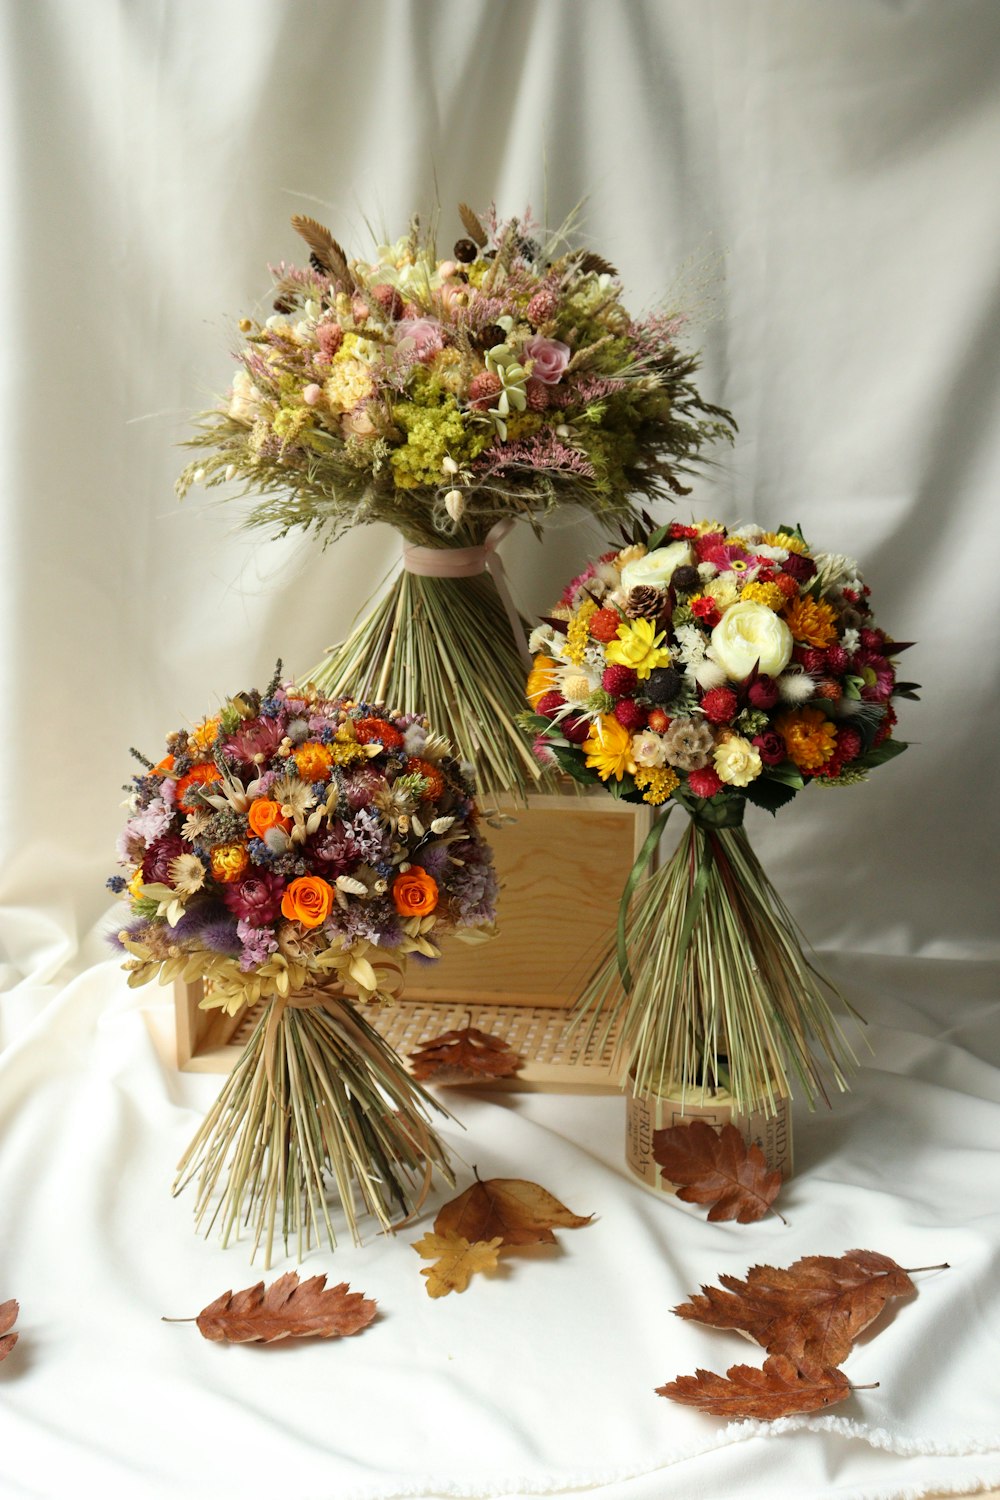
left=412, top=1232, right=503, bottom=1298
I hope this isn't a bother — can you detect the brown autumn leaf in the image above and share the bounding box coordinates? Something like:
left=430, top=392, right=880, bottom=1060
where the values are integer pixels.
left=409, top=1025, right=523, bottom=1084
left=674, top=1250, right=917, bottom=1367
left=0, top=1299, right=18, bottom=1362
left=435, top=1174, right=593, bottom=1247
left=652, top=1120, right=783, bottom=1224
left=182, top=1273, right=376, bottom=1344
left=413, top=1232, right=504, bottom=1298
left=657, top=1354, right=853, bottom=1420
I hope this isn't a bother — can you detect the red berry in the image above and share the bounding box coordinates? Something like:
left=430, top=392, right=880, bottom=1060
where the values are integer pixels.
left=562, top=715, right=590, bottom=744
left=590, top=609, right=623, bottom=644
left=468, top=371, right=503, bottom=409
left=602, top=664, right=638, bottom=696
left=535, top=690, right=565, bottom=719
left=613, top=699, right=647, bottom=732
left=837, top=726, right=863, bottom=762
left=686, top=766, right=724, bottom=798
left=825, top=644, right=850, bottom=674
left=860, top=627, right=884, bottom=651
left=370, top=283, right=404, bottom=319
left=800, top=648, right=827, bottom=676
left=700, top=687, right=738, bottom=725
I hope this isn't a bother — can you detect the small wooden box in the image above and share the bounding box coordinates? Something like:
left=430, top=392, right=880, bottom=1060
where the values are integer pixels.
left=173, top=792, right=651, bottom=1091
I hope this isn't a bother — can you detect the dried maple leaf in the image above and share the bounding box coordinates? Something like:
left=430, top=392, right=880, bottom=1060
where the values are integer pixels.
left=413, top=1232, right=503, bottom=1297
left=657, top=1354, right=853, bottom=1419
left=652, top=1120, right=783, bottom=1224
left=674, top=1250, right=917, bottom=1366
left=174, top=1273, right=376, bottom=1344
left=435, top=1174, right=592, bottom=1247
left=0, top=1299, right=18, bottom=1361
left=409, top=1025, right=523, bottom=1084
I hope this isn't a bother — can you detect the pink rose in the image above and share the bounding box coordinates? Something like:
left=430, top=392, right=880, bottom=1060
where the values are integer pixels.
left=396, top=317, right=444, bottom=362
left=525, top=335, right=571, bottom=385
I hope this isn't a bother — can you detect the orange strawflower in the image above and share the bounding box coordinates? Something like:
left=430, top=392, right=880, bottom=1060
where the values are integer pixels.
left=210, top=843, right=249, bottom=884
left=247, top=799, right=291, bottom=839
left=293, top=740, right=334, bottom=781
left=782, top=596, right=838, bottom=648
left=775, top=707, right=838, bottom=771
left=190, top=716, right=221, bottom=753
left=526, top=654, right=558, bottom=707
left=407, top=757, right=445, bottom=801
left=355, top=717, right=405, bottom=750
left=392, top=867, right=439, bottom=916
left=175, top=763, right=222, bottom=812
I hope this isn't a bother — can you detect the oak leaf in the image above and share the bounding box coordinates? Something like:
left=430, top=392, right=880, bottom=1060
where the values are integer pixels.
left=413, top=1232, right=503, bottom=1297
left=0, top=1299, right=18, bottom=1361
left=409, top=1025, right=523, bottom=1084
left=183, top=1273, right=376, bottom=1344
left=652, top=1120, right=783, bottom=1223
left=674, top=1250, right=916, bottom=1366
left=435, top=1175, right=592, bottom=1247
left=657, top=1354, right=852, bottom=1419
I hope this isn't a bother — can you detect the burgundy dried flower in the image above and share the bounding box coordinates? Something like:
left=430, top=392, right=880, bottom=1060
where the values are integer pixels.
left=222, top=871, right=286, bottom=925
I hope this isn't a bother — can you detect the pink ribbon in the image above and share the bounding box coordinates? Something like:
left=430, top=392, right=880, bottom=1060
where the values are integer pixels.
left=401, top=520, right=532, bottom=668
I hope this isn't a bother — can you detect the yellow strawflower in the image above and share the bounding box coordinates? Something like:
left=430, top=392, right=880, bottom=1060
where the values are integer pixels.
left=582, top=716, right=636, bottom=781
left=604, top=618, right=672, bottom=680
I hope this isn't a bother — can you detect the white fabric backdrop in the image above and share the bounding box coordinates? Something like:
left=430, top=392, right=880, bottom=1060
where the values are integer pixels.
left=2, top=3, right=999, bottom=1497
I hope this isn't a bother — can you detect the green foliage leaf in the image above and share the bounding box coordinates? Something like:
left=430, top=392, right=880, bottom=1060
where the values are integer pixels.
left=549, top=745, right=596, bottom=786
left=764, top=762, right=806, bottom=788
left=860, top=738, right=908, bottom=768
left=744, top=778, right=799, bottom=816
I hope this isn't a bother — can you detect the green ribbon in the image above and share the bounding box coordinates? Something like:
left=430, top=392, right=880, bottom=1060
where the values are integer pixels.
left=615, top=803, right=743, bottom=991
left=616, top=805, right=675, bottom=990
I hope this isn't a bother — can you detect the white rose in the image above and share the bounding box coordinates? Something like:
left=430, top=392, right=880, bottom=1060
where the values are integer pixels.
left=710, top=601, right=793, bottom=681
left=619, top=541, right=694, bottom=592
left=713, top=735, right=763, bottom=787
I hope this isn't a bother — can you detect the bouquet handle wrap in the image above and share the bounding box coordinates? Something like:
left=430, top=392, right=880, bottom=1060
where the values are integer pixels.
left=402, top=519, right=532, bottom=670
left=175, top=985, right=453, bottom=1267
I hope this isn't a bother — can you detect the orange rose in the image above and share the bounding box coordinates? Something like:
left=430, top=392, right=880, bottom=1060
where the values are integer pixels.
left=280, top=875, right=335, bottom=929
left=391, top=867, right=439, bottom=917
left=247, top=798, right=291, bottom=840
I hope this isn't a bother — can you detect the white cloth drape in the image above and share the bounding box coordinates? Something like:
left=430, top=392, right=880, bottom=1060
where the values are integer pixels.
left=1, top=3, right=999, bottom=1497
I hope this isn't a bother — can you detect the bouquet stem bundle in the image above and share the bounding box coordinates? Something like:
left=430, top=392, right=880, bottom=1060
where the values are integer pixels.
left=577, top=811, right=860, bottom=1116
left=310, top=562, right=542, bottom=803
left=174, top=987, right=453, bottom=1268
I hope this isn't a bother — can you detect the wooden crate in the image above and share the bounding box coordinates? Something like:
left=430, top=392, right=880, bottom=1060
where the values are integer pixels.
left=173, top=792, right=651, bottom=1091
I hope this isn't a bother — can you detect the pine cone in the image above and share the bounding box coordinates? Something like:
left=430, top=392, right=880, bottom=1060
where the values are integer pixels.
left=624, top=585, right=664, bottom=620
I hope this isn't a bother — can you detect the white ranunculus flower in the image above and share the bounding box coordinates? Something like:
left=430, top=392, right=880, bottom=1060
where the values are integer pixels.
left=710, top=601, right=793, bottom=681
left=619, top=541, right=694, bottom=592
left=631, top=730, right=669, bottom=768
left=713, top=735, right=763, bottom=787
